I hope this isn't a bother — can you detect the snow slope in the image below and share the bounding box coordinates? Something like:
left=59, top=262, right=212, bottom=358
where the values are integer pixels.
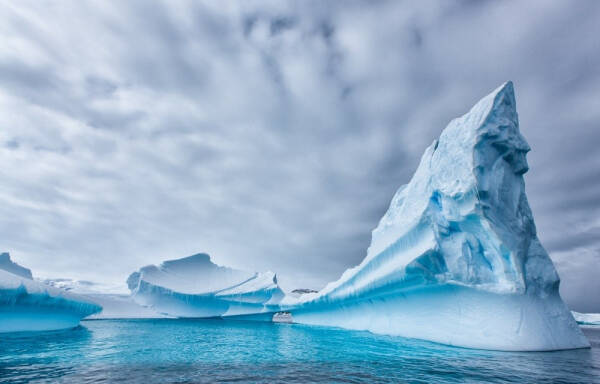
left=83, top=294, right=171, bottom=319
left=0, top=255, right=101, bottom=332
left=41, top=278, right=167, bottom=319
left=40, top=278, right=127, bottom=295
left=281, top=82, right=589, bottom=351
left=127, top=253, right=284, bottom=318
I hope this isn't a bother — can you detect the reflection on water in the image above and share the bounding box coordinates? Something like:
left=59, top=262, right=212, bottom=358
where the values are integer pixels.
left=0, top=319, right=599, bottom=383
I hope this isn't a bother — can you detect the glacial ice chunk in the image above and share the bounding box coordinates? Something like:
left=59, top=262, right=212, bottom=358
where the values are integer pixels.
left=0, top=254, right=102, bottom=332
left=281, top=82, right=589, bottom=351
left=127, top=253, right=284, bottom=318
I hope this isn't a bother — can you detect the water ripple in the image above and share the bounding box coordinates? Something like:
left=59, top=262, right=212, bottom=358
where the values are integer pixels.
left=0, top=320, right=598, bottom=383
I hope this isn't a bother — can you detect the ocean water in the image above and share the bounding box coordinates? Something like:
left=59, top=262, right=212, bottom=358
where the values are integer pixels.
left=0, top=319, right=598, bottom=383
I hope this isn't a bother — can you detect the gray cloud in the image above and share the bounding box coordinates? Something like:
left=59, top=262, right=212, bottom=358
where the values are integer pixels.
left=0, top=0, right=599, bottom=310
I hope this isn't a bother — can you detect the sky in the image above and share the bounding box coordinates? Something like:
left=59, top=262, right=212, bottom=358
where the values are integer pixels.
left=0, top=0, right=599, bottom=311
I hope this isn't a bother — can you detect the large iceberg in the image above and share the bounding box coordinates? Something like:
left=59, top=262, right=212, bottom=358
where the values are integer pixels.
left=127, top=253, right=284, bottom=318
left=281, top=82, right=589, bottom=351
left=0, top=253, right=101, bottom=332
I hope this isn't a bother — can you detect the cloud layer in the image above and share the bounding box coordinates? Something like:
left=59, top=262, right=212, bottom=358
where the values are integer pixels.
left=1, top=0, right=599, bottom=311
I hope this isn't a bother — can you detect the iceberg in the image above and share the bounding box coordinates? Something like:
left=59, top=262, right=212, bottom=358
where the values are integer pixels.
left=0, top=253, right=101, bottom=332
left=572, top=311, right=600, bottom=326
left=127, top=253, right=284, bottom=318
left=281, top=82, right=589, bottom=351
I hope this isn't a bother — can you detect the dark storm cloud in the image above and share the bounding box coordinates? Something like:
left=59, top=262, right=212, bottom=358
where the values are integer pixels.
left=0, top=0, right=599, bottom=310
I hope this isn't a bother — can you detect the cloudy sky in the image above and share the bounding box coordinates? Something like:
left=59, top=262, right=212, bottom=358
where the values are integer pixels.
left=1, top=0, right=599, bottom=311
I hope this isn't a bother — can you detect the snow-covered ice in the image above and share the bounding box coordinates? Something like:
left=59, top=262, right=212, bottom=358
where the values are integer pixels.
left=280, top=82, right=589, bottom=351
left=40, top=278, right=127, bottom=295
left=0, top=252, right=33, bottom=279
left=0, top=253, right=101, bottom=332
left=41, top=278, right=168, bottom=319
left=572, top=311, right=600, bottom=326
left=127, top=253, right=284, bottom=318
left=83, top=294, right=171, bottom=319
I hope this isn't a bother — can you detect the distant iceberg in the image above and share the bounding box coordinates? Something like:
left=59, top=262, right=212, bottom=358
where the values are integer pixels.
left=572, top=311, right=600, bottom=326
left=127, top=253, right=284, bottom=318
left=0, top=253, right=101, bottom=332
left=41, top=277, right=168, bottom=319
left=280, top=82, right=589, bottom=351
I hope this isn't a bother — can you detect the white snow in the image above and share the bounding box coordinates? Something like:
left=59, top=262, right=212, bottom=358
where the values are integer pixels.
left=281, top=82, right=590, bottom=351
left=40, top=278, right=128, bottom=295
left=40, top=278, right=166, bottom=319
left=83, top=294, right=171, bottom=319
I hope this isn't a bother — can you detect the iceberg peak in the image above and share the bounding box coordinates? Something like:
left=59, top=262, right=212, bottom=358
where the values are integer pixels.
left=359, top=80, right=538, bottom=296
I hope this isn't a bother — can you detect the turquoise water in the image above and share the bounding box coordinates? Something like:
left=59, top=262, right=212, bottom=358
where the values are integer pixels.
left=1, top=319, right=599, bottom=383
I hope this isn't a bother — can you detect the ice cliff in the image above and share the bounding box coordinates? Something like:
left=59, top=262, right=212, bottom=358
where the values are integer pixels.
left=281, top=82, right=589, bottom=351
left=0, top=253, right=101, bottom=332
left=127, top=253, right=284, bottom=318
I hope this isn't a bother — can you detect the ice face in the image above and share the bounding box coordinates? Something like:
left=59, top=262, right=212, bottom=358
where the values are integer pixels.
left=127, top=253, right=284, bottom=318
left=0, top=269, right=102, bottom=332
left=281, top=82, right=589, bottom=351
